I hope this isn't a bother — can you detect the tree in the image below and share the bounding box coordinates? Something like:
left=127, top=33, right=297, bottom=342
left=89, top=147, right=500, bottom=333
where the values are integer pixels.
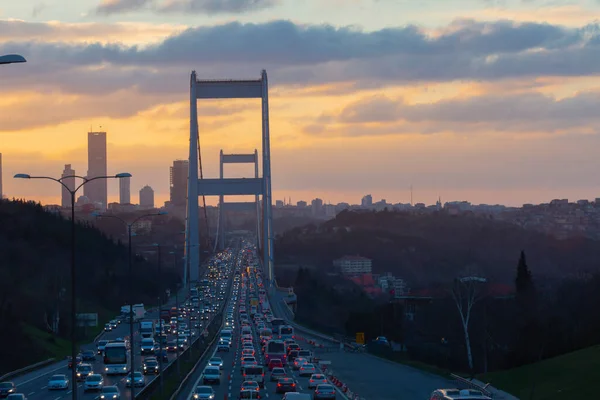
left=450, top=272, right=487, bottom=373
left=515, top=250, right=536, bottom=312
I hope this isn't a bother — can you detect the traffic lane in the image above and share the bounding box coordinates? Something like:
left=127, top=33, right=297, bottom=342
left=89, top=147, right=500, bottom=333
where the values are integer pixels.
left=297, top=335, right=451, bottom=400
left=12, top=287, right=190, bottom=398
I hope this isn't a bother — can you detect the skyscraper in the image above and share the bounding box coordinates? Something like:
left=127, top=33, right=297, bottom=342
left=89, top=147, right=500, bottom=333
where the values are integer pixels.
left=119, top=176, right=131, bottom=204
left=61, top=164, right=75, bottom=208
left=0, top=153, right=3, bottom=200
left=84, top=131, right=107, bottom=208
left=139, top=185, right=154, bottom=208
left=170, top=160, right=188, bottom=207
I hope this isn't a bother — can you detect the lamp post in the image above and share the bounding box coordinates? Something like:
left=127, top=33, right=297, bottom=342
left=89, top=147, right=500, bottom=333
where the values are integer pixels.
left=92, top=211, right=168, bottom=400
left=14, top=172, right=131, bottom=400
left=0, top=54, right=26, bottom=65
left=146, top=243, right=164, bottom=394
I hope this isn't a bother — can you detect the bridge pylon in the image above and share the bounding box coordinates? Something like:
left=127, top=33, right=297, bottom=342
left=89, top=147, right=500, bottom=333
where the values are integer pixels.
left=186, top=70, right=274, bottom=287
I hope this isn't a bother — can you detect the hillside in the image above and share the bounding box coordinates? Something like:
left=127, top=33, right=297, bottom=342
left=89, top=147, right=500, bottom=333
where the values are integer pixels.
left=0, top=199, right=179, bottom=374
left=482, top=345, right=600, bottom=399
left=275, top=210, right=600, bottom=285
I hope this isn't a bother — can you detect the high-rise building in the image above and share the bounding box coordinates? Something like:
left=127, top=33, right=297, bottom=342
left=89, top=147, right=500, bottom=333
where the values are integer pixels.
left=84, top=131, right=108, bottom=208
left=119, top=176, right=131, bottom=204
left=361, top=194, right=373, bottom=207
left=61, top=164, right=76, bottom=208
left=139, top=185, right=154, bottom=208
left=0, top=153, right=3, bottom=200
left=170, top=159, right=188, bottom=207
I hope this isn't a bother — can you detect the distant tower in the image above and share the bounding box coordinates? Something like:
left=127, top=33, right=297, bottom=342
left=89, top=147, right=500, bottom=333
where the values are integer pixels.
left=0, top=153, right=3, bottom=200
left=119, top=176, right=131, bottom=204
left=61, top=164, right=76, bottom=208
left=170, top=160, right=188, bottom=207
left=139, top=185, right=154, bottom=208
left=85, top=131, right=108, bottom=209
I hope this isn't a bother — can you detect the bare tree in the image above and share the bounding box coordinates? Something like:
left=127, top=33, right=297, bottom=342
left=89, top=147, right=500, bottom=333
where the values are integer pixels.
left=451, top=274, right=487, bottom=373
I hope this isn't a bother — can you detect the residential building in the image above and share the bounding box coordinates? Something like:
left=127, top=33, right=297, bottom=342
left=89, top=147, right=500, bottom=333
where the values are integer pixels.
left=139, top=185, right=154, bottom=209
left=61, top=164, right=76, bottom=208
left=170, top=159, right=188, bottom=207
left=119, top=176, right=131, bottom=204
left=361, top=194, right=373, bottom=207
left=333, top=255, right=373, bottom=276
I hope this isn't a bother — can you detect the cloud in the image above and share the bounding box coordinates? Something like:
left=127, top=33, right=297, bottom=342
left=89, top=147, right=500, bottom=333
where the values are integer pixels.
left=157, top=0, right=279, bottom=14
left=0, top=20, right=186, bottom=44
left=95, top=0, right=278, bottom=14
left=31, top=3, right=46, bottom=17
left=96, top=0, right=153, bottom=14
left=304, top=90, right=600, bottom=137
left=0, top=91, right=251, bottom=132
left=1, top=18, right=600, bottom=129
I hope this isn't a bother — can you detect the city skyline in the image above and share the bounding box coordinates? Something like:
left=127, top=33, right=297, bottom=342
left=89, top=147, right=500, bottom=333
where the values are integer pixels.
left=3, top=1, right=600, bottom=207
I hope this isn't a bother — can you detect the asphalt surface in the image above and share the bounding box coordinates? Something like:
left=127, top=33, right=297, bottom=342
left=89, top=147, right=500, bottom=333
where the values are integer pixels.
left=269, top=289, right=454, bottom=400
left=8, top=287, right=200, bottom=400
left=180, top=274, right=341, bottom=400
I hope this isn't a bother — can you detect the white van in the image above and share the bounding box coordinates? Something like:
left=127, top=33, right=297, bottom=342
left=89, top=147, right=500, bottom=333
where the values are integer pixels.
left=242, top=365, right=264, bottom=388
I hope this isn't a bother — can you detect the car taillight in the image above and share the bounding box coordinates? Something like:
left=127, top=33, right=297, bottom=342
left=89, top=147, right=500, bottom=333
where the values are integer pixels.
left=291, top=383, right=295, bottom=386
left=277, top=383, right=281, bottom=387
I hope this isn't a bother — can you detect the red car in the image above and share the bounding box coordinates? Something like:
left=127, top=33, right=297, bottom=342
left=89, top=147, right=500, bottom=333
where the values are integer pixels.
left=268, top=359, right=283, bottom=371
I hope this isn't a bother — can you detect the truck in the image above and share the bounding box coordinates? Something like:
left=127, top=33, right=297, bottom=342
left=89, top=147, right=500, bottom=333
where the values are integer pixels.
left=139, top=320, right=155, bottom=339
left=121, top=304, right=145, bottom=322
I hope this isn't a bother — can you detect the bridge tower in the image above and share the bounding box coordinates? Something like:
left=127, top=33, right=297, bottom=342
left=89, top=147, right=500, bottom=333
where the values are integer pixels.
left=217, top=149, right=261, bottom=251
left=186, top=70, right=274, bottom=287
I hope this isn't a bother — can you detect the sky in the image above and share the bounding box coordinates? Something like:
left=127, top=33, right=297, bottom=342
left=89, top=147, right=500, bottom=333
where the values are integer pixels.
left=2, top=0, right=600, bottom=207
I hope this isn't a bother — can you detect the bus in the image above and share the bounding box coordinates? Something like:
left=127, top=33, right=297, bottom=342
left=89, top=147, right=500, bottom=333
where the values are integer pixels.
left=103, top=342, right=128, bottom=375
left=265, top=340, right=286, bottom=365
left=271, top=318, right=285, bottom=331
left=278, top=325, right=294, bottom=340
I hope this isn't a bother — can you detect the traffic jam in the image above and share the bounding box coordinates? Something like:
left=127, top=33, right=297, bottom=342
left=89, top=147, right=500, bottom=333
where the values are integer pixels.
left=192, top=246, right=337, bottom=400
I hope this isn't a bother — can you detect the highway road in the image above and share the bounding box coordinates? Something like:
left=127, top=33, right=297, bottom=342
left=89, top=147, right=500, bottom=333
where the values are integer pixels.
left=9, top=286, right=195, bottom=400
left=6, top=241, right=242, bottom=400
left=269, top=287, right=453, bottom=400
left=178, top=269, right=341, bottom=400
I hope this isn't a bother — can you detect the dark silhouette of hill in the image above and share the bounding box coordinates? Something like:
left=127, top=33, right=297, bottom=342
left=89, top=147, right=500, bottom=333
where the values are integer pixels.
left=275, top=209, right=600, bottom=285
left=0, top=199, right=179, bottom=374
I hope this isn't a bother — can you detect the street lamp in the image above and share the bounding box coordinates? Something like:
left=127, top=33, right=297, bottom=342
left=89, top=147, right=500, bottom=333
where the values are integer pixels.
left=0, top=54, right=26, bottom=65
left=14, top=172, right=131, bottom=400
left=92, top=211, right=167, bottom=400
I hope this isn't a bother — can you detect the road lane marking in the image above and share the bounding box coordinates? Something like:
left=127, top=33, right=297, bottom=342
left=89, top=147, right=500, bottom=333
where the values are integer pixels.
left=40, top=386, right=47, bottom=389
left=27, top=392, right=35, bottom=396
left=54, top=397, right=62, bottom=400
left=18, top=365, right=68, bottom=387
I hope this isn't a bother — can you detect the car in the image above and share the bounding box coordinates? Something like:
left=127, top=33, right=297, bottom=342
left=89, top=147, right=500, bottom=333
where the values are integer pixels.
left=192, top=385, right=216, bottom=399
left=83, top=374, right=104, bottom=391
left=81, top=350, right=96, bottom=361
left=275, top=377, right=296, bottom=394
left=240, top=357, right=257, bottom=372
left=270, top=367, right=286, bottom=382
left=268, top=359, right=283, bottom=371
left=0, top=383, right=16, bottom=398
left=5, top=394, right=26, bottom=400
left=201, top=366, right=221, bottom=385
left=293, top=358, right=307, bottom=370
left=299, top=363, right=316, bottom=377
left=314, top=384, right=337, bottom=399
left=208, top=357, right=224, bottom=370
left=166, top=341, right=178, bottom=352
left=240, top=381, right=260, bottom=393
left=100, top=385, right=120, bottom=400
left=125, top=372, right=145, bottom=388
left=308, top=374, right=328, bottom=389
left=76, top=363, right=93, bottom=381
left=67, top=355, right=82, bottom=369
left=96, top=340, right=109, bottom=355
left=143, top=358, right=160, bottom=375
left=48, top=375, right=69, bottom=390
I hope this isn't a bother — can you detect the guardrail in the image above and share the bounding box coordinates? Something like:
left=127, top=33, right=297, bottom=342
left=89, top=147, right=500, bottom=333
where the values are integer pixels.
left=135, top=261, right=235, bottom=400
left=450, top=374, right=493, bottom=397
left=0, top=358, right=56, bottom=381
